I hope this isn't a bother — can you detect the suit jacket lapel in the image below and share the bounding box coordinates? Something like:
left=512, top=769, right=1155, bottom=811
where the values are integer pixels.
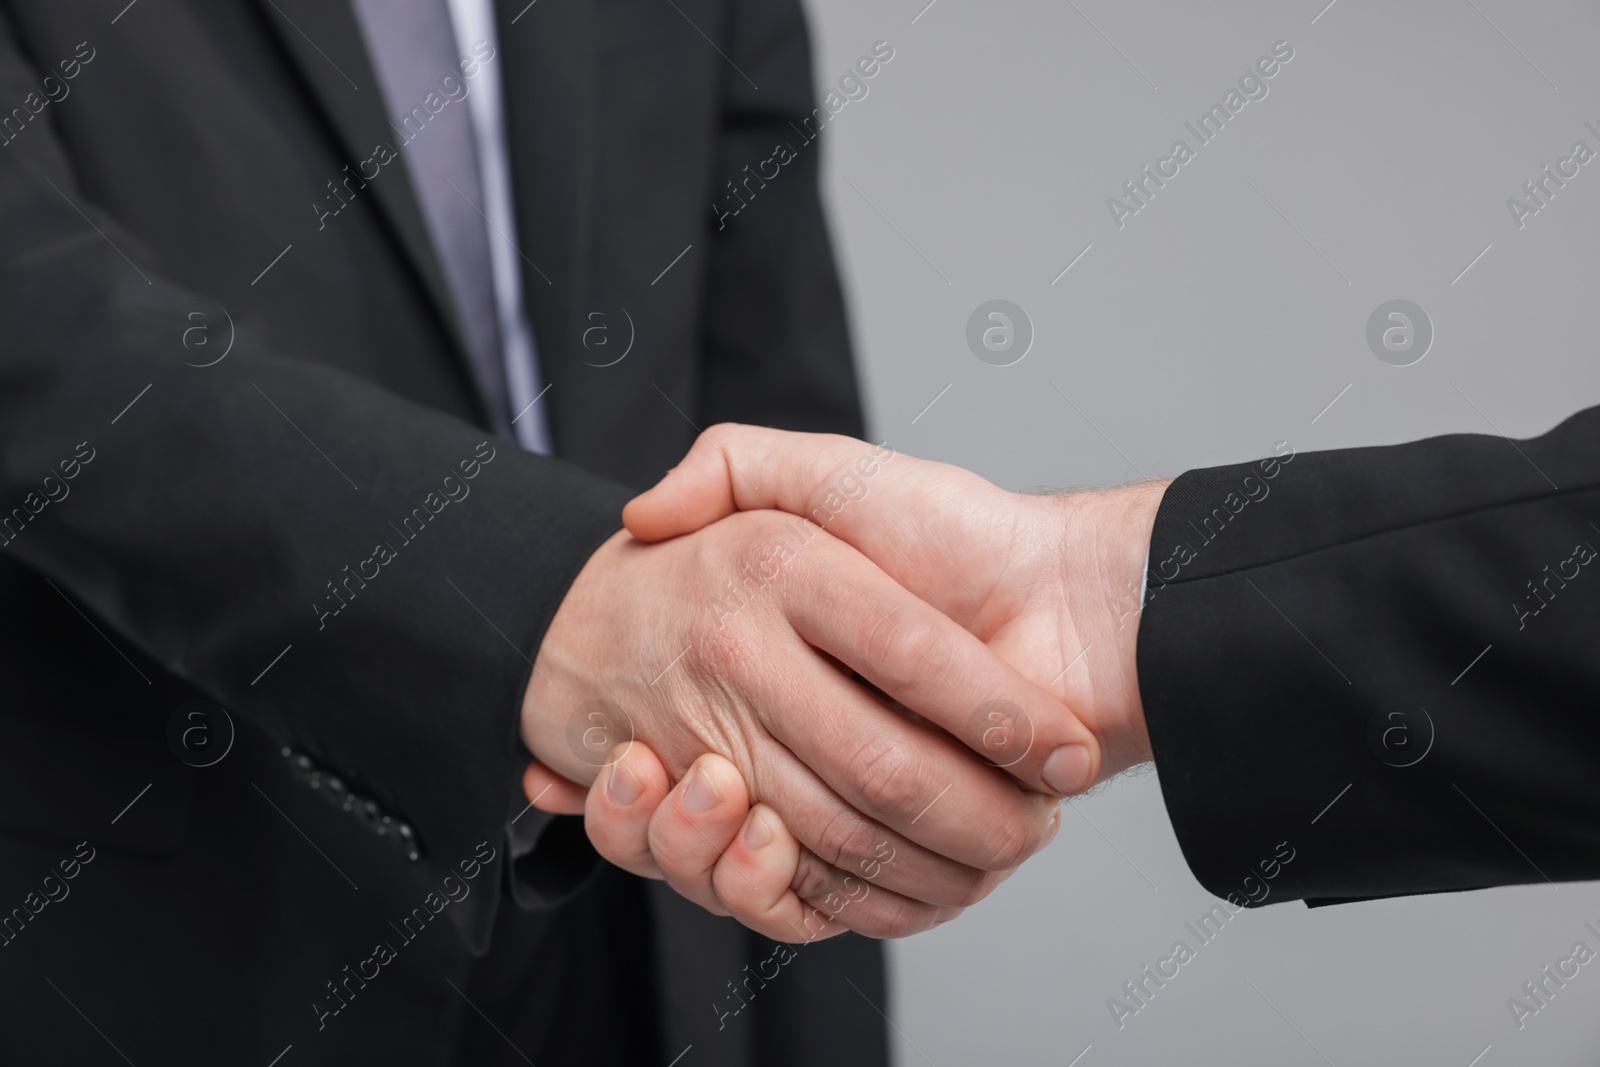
left=495, top=0, right=597, bottom=453
left=250, top=0, right=481, bottom=419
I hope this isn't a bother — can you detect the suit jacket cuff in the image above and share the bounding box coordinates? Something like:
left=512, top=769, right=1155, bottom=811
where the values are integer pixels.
left=1136, top=417, right=1600, bottom=908
left=502, top=764, right=605, bottom=911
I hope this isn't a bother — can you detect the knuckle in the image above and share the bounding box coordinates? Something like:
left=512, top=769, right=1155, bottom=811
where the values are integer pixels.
left=862, top=610, right=941, bottom=695
left=979, top=815, right=1039, bottom=872
left=852, top=895, right=910, bottom=939
left=847, top=736, right=921, bottom=819
left=643, top=819, right=682, bottom=873
left=790, top=851, right=838, bottom=904
left=696, top=515, right=803, bottom=633
left=688, top=606, right=755, bottom=679
left=700, top=422, right=740, bottom=451
left=810, top=803, right=879, bottom=873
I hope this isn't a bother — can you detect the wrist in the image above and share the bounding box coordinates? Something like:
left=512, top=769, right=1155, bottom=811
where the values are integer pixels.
left=1054, top=480, right=1168, bottom=774
left=522, top=528, right=633, bottom=785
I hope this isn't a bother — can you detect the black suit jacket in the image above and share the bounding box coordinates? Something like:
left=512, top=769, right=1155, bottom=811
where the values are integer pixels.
left=1139, top=407, right=1600, bottom=908
left=0, top=1, right=885, bottom=1064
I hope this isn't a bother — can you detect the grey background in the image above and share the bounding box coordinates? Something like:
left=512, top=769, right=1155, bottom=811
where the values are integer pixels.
left=795, top=0, right=1600, bottom=1064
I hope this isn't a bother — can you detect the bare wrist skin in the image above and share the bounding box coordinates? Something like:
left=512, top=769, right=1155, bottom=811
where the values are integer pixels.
left=1049, top=481, right=1169, bottom=775
left=521, top=528, right=633, bottom=785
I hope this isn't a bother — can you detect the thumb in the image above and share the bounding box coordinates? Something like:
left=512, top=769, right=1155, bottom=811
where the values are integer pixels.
left=623, top=425, right=743, bottom=542
left=626, top=424, right=913, bottom=550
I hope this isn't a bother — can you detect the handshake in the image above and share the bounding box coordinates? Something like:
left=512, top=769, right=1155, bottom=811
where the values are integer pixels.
left=520, top=424, right=1169, bottom=943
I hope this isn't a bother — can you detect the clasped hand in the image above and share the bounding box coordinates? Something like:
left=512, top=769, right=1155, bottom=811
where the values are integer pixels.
left=520, top=425, right=1164, bottom=941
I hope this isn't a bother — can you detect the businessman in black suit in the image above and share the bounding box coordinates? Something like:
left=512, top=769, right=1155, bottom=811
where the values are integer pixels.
left=562, top=415, right=1600, bottom=929
left=0, top=2, right=1096, bottom=1064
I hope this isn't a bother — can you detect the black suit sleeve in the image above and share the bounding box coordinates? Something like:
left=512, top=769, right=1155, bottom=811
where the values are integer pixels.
left=0, top=19, right=628, bottom=954
left=1137, top=405, right=1600, bottom=908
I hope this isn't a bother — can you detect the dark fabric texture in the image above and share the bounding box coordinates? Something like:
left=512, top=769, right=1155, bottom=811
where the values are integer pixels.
left=0, top=0, right=883, bottom=1063
left=1137, top=408, right=1600, bottom=908
left=348, top=0, right=514, bottom=434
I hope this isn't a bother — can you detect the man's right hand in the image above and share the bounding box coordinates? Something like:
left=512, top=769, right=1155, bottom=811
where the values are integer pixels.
left=623, top=425, right=1168, bottom=781
left=521, top=511, right=1098, bottom=937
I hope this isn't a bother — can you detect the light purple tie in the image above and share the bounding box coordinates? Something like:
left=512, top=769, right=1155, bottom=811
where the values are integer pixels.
left=350, top=0, right=512, bottom=435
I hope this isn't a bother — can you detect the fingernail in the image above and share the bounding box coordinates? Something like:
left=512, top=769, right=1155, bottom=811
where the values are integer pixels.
left=1042, top=744, right=1093, bottom=796
left=607, top=760, right=642, bottom=806
left=742, top=809, right=774, bottom=850
left=683, top=765, right=722, bottom=814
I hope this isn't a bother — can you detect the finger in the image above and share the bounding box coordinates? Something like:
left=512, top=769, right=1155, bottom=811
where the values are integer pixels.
left=583, top=741, right=674, bottom=880
left=647, top=753, right=755, bottom=918
left=740, top=730, right=1001, bottom=907
left=625, top=424, right=949, bottom=548
left=786, top=537, right=1100, bottom=800
left=523, top=760, right=587, bottom=815
left=646, top=765, right=906, bottom=943
left=703, top=804, right=848, bottom=943
left=707, top=809, right=962, bottom=943
left=762, top=668, right=1058, bottom=873
left=626, top=426, right=1018, bottom=664
left=623, top=424, right=882, bottom=542
left=623, top=423, right=766, bottom=542
left=786, top=813, right=1053, bottom=942
left=786, top=844, right=968, bottom=941
left=632, top=428, right=1102, bottom=798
